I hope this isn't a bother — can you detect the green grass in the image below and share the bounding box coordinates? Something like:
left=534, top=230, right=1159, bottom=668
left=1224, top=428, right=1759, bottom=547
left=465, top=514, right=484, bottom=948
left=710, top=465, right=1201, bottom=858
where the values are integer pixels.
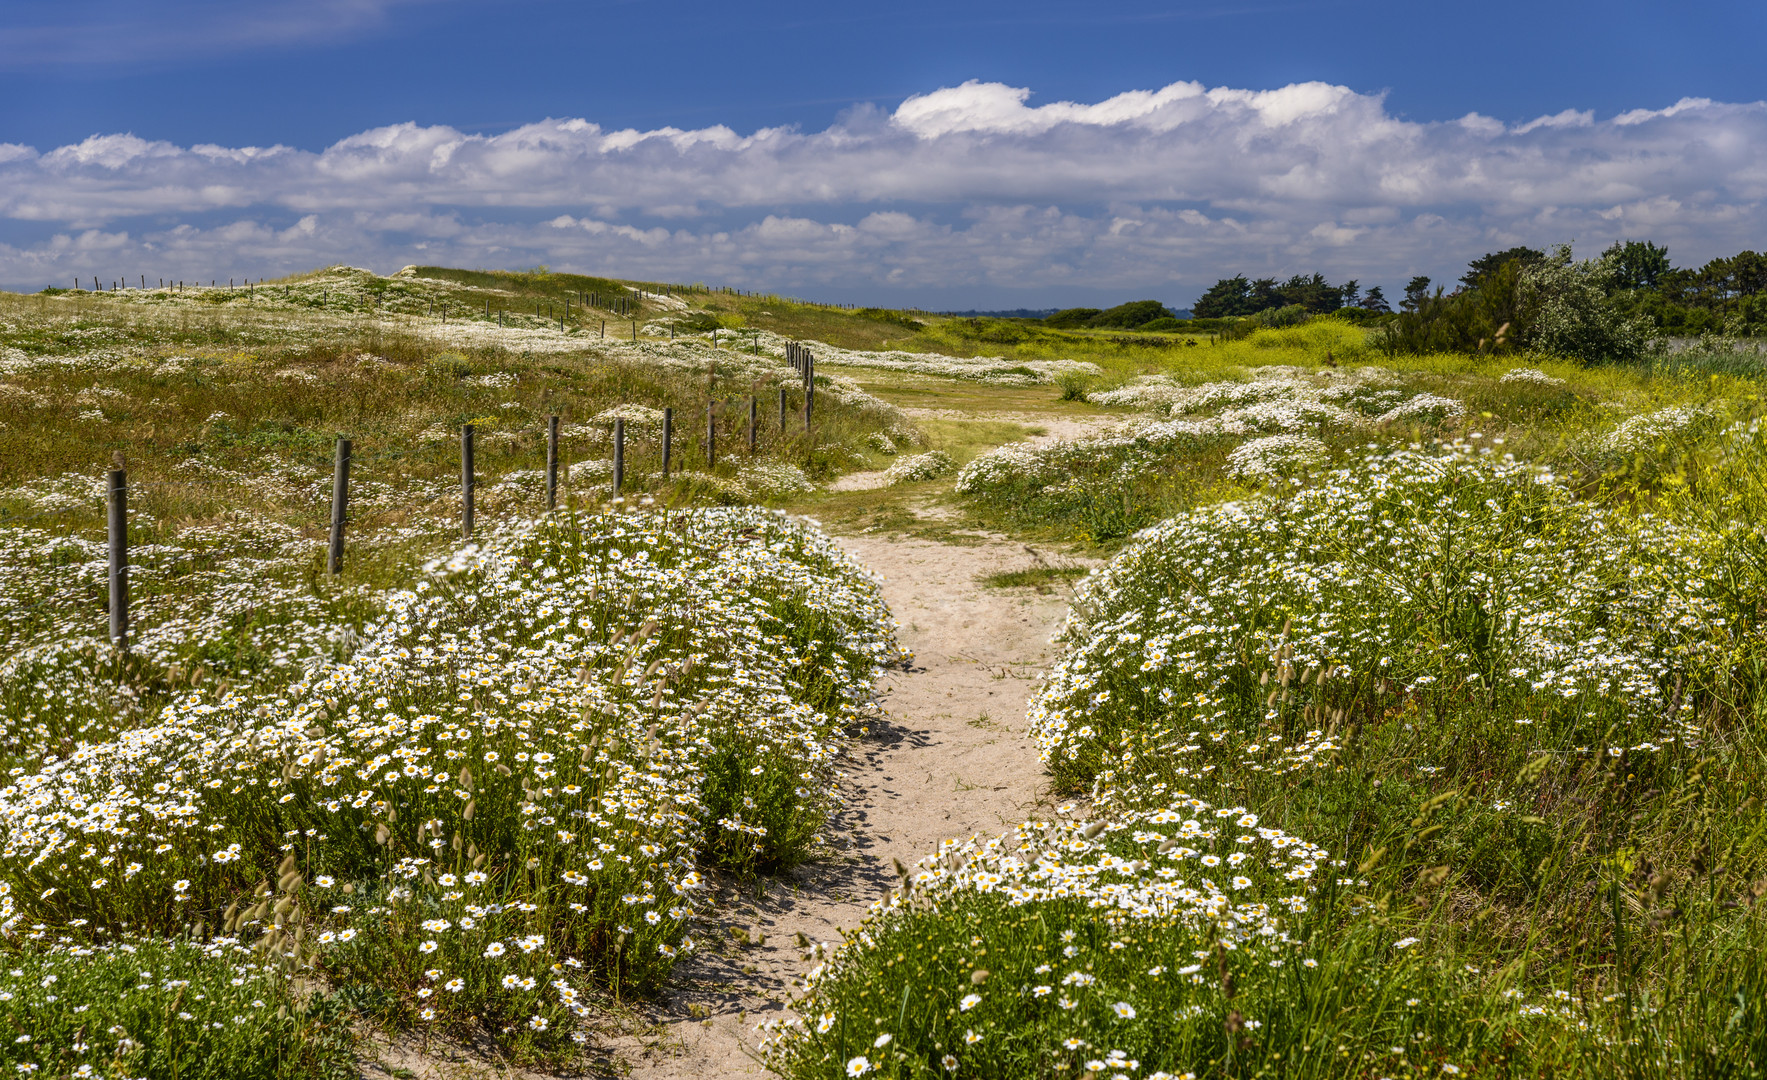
left=774, top=429, right=1767, bottom=1079
left=0, top=937, right=356, bottom=1080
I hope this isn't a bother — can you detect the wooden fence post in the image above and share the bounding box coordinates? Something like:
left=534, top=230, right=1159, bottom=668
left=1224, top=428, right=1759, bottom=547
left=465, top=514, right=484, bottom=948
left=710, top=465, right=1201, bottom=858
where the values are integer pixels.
left=546, top=415, right=559, bottom=511
left=706, top=402, right=716, bottom=470
left=108, top=467, right=128, bottom=657
left=461, top=424, right=475, bottom=539
left=613, top=418, right=625, bottom=498
left=748, top=396, right=757, bottom=453
left=778, top=387, right=787, bottom=431
left=661, top=407, right=673, bottom=478
left=328, top=437, right=351, bottom=574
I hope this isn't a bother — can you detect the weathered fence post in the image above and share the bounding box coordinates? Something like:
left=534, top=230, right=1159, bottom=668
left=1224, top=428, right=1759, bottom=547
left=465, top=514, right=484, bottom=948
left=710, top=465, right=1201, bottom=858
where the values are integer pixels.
left=804, top=352, right=815, bottom=428
left=461, top=424, right=475, bottom=539
left=748, top=396, right=757, bottom=453
left=706, top=402, right=717, bottom=470
left=778, top=387, right=787, bottom=431
left=328, top=437, right=351, bottom=574
left=661, top=407, right=673, bottom=478
left=613, top=418, right=625, bottom=498
left=108, top=466, right=128, bottom=658
left=546, top=415, right=559, bottom=511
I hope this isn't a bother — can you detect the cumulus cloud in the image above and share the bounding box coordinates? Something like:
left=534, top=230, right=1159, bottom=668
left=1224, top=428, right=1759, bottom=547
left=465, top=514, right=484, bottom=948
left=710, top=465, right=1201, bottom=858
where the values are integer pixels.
left=3, top=78, right=1765, bottom=302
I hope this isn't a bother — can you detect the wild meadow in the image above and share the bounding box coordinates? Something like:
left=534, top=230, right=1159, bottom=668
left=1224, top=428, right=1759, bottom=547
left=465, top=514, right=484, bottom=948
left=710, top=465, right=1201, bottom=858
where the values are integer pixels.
left=4, top=262, right=1767, bottom=1078
left=766, top=317, right=1767, bottom=1077
left=0, top=267, right=912, bottom=1076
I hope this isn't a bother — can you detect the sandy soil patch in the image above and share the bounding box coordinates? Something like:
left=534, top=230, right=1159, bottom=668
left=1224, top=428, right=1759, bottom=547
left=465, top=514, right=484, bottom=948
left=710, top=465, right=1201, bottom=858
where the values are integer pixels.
left=613, top=535, right=1076, bottom=1077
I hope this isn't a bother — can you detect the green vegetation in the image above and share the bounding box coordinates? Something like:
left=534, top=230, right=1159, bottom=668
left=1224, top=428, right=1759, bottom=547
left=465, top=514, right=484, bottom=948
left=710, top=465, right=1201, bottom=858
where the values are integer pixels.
left=776, top=427, right=1767, bottom=1078
left=0, top=267, right=916, bottom=1074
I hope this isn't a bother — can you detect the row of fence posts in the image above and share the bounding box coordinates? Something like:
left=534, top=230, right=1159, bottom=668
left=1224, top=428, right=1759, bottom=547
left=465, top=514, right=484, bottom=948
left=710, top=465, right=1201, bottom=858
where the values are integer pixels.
left=103, top=343, right=819, bottom=657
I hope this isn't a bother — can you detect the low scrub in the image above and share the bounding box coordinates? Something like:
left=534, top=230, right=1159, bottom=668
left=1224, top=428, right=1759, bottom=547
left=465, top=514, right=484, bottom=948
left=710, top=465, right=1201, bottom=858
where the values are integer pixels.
left=0, top=505, right=902, bottom=1063
left=779, top=438, right=1767, bottom=1077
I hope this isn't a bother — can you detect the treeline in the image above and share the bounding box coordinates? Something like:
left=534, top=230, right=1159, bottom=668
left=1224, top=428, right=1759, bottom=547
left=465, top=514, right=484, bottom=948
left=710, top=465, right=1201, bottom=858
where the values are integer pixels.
left=1192, top=273, right=1389, bottom=319
left=1190, top=241, right=1766, bottom=339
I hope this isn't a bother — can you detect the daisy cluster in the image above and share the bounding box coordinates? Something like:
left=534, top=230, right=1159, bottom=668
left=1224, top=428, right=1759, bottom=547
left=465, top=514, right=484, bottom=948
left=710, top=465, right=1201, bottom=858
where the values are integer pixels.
left=1031, top=441, right=1729, bottom=796
left=0, top=504, right=902, bottom=1046
left=0, top=935, right=330, bottom=1080
left=958, top=367, right=1473, bottom=506
left=954, top=419, right=1226, bottom=500
left=1091, top=365, right=1426, bottom=429
left=1594, top=403, right=1714, bottom=456
left=0, top=510, right=446, bottom=774
left=882, top=451, right=955, bottom=486
left=766, top=802, right=1333, bottom=1078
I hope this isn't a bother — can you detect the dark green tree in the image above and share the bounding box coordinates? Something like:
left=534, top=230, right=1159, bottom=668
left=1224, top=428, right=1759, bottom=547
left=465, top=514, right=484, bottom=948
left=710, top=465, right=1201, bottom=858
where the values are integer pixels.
left=1461, top=247, right=1546, bottom=291
left=1402, top=276, right=1433, bottom=312
left=1275, top=273, right=1344, bottom=313
left=1192, top=276, right=1255, bottom=318
left=1602, top=240, right=1672, bottom=291
left=1362, top=285, right=1391, bottom=313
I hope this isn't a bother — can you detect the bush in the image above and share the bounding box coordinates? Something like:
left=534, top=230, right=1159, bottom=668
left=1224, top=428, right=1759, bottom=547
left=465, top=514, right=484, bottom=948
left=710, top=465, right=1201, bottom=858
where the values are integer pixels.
left=1088, top=300, right=1172, bottom=329
left=1249, top=304, right=1310, bottom=329
left=855, top=308, right=925, bottom=331
left=1381, top=245, right=1654, bottom=363
left=1045, top=308, right=1103, bottom=329
left=883, top=450, right=955, bottom=485
left=1053, top=368, right=1094, bottom=401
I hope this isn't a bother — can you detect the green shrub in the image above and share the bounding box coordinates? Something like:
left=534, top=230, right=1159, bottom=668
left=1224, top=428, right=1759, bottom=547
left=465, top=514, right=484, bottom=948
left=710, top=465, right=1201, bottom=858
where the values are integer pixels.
left=1053, top=368, right=1094, bottom=401
left=0, top=938, right=352, bottom=1080
left=1045, top=308, right=1103, bottom=329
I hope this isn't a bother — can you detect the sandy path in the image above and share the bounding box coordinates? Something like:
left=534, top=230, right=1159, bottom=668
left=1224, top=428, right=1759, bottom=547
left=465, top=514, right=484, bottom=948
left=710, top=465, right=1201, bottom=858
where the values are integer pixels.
left=615, top=535, right=1072, bottom=1077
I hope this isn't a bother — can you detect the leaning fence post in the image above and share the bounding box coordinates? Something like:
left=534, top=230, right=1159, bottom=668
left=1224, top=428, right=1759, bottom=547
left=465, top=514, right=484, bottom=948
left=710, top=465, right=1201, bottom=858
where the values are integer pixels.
left=661, top=407, right=673, bottom=478
left=461, top=424, right=475, bottom=539
left=108, top=466, right=128, bottom=658
left=613, top=418, right=625, bottom=498
left=328, top=437, right=351, bottom=574
left=546, top=415, right=559, bottom=511
left=748, top=396, right=757, bottom=453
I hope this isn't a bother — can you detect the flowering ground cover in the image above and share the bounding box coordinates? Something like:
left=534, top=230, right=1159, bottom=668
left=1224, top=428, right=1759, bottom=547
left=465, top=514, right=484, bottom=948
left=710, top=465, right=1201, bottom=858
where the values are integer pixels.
left=0, top=270, right=920, bottom=1074
left=950, top=317, right=1761, bottom=543
left=0, top=501, right=904, bottom=1072
left=771, top=421, right=1767, bottom=1076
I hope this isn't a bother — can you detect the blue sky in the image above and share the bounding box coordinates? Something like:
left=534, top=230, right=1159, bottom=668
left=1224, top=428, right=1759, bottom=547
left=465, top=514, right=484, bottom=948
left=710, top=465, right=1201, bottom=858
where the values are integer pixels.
left=2, top=0, right=1764, bottom=307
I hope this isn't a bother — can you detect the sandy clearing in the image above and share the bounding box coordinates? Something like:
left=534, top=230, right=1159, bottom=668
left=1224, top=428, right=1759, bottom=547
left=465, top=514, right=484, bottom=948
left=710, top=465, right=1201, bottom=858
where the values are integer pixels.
left=613, top=534, right=1078, bottom=1077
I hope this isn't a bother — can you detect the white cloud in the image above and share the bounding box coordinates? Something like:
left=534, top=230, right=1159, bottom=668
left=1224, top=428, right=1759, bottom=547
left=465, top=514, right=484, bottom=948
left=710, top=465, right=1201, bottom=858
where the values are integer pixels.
left=2, top=79, right=1765, bottom=301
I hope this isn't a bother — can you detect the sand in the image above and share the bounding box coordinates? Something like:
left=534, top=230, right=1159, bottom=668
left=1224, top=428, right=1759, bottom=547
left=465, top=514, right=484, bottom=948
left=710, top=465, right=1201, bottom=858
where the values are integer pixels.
left=612, top=534, right=1078, bottom=1077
